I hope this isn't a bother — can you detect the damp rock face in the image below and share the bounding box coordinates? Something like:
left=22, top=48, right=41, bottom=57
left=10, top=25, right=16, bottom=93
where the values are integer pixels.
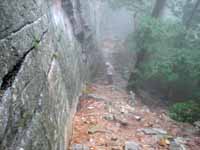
left=0, top=0, right=100, bottom=149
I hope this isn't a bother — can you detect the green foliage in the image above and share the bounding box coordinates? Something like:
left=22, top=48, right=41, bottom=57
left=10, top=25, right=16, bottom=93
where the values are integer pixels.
left=33, top=35, right=40, bottom=49
left=106, top=0, right=154, bottom=13
left=183, top=0, right=200, bottom=28
left=169, top=101, right=200, bottom=123
left=52, top=52, right=59, bottom=59
left=168, top=0, right=186, bottom=18
left=107, top=0, right=140, bottom=10
left=128, top=16, right=200, bottom=99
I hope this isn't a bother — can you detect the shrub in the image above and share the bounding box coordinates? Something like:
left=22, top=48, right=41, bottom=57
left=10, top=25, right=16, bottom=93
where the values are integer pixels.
left=169, top=101, right=200, bottom=123
left=127, top=16, right=200, bottom=99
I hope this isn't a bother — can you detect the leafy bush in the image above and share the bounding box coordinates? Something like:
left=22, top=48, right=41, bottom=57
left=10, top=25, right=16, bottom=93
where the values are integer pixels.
left=169, top=101, right=200, bottom=123
left=128, top=16, right=200, bottom=99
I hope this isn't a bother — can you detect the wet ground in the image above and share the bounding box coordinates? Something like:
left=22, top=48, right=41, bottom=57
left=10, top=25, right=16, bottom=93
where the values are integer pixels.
left=68, top=83, right=200, bottom=150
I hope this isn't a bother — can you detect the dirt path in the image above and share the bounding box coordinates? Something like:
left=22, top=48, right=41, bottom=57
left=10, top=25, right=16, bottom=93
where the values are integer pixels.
left=68, top=83, right=200, bottom=150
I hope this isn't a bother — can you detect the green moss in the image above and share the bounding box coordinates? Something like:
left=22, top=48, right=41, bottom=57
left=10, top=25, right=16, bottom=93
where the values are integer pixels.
left=17, top=112, right=32, bottom=128
left=52, top=52, right=59, bottom=59
left=33, top=34, right=40, bottom=49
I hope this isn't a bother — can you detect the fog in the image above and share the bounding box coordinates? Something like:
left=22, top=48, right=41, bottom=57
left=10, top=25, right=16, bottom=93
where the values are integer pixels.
left=98, top=3, right=134, bottom=40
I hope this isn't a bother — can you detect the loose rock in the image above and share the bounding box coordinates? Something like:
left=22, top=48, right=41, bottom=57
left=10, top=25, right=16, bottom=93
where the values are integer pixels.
left=124, top=141, right=140, bottom=150
left=169, top=137, right=187, bottom=150
left=134, top=115, right=141, bottom=121
left=111, top=136, right=118, bottom=141
left=104, top=114, right=114, bottom=121
left=87, top=94, right=108, bottom=101
left=72, top=144, right=89, bottom=150
left=138, top=128, right=167, bottom=135
left=194, top=121, right=200, bottom=131
left=129, top=91, right=136, bottom=106
left=114, top=115, right=129, bottom=126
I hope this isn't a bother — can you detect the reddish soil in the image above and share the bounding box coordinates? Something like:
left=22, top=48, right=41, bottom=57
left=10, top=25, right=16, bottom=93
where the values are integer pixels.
left=69, top=84, right=200, bottom=150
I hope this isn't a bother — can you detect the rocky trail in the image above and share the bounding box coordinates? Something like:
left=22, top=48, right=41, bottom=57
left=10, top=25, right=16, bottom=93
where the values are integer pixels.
left=68, top=82, right=200, bottom=150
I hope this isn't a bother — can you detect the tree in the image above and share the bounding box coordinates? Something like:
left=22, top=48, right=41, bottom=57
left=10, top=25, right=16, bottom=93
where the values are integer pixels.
left=106, top=0, right=154, bottom=13
left=152, top=0, right=167, bottom=18
left=134, top=0, right=168, bottom=76
left=128, top=0, right=168, bottom=91
left=185, top=0, right=200, bottom=29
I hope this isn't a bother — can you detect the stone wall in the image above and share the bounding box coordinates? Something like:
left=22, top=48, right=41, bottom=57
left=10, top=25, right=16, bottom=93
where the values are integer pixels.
left=0, top=0, right=98, bottom=149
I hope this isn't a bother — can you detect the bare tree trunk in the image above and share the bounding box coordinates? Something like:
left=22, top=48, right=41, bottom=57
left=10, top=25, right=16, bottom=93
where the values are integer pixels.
left=133, top=12, right=139, bottom=32
left=135, top=49, right=146, bottom=69
left=129, top=0, right=167, bottom=91
left=152, top=0, right=167, bottom=18
left=134, top=0, right=168, bottom=70
left=186, top=0, right=200, bottom=29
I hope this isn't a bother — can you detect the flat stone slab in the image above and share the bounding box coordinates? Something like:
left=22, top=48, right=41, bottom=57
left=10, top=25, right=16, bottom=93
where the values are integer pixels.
left=87, top=94, right=109, bottom=101
left=125, top=141, right=140, bottom=150
left=138, top=128, right=167, bottom=135
left=72, top=144, right=89, bottom=150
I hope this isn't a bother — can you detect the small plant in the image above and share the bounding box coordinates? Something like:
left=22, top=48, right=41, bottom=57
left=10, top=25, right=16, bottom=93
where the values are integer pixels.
left=33, top=35, right=40, bottom=49
left=81, top=84, right=94, bottom=95
left=169, top=101, right=200, bottom=123
left=82, top=85, right=94, bottom=95
left=52, top=52, right=59, bottom=59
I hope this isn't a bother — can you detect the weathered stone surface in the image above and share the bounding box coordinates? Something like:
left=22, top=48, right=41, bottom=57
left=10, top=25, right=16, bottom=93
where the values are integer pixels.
left=138, top=128, right=167, bottom=135
left=104, top=113, right=115, bottom=121
left=0, top=89, right=12, bottom=140
left=125, top=141, right=140, bottom=150
left=0, top=15, right=48, bottom=86
left=87, top=93, right=109, bottom=101
left=0, top=0, right=101, bottom=149
left=194, top=121, right=200, bottom=131
left=72, top=144, right=89, bottom=150
left=0, top=0, right=46, bottom=40
left=169, top=137, right=187, bottom=150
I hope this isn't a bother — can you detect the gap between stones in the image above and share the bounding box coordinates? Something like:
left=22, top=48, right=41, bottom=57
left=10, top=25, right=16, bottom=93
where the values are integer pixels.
left=0, top=15, right=45, bottom=42
left=0, top=29, right=48, bottom=102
